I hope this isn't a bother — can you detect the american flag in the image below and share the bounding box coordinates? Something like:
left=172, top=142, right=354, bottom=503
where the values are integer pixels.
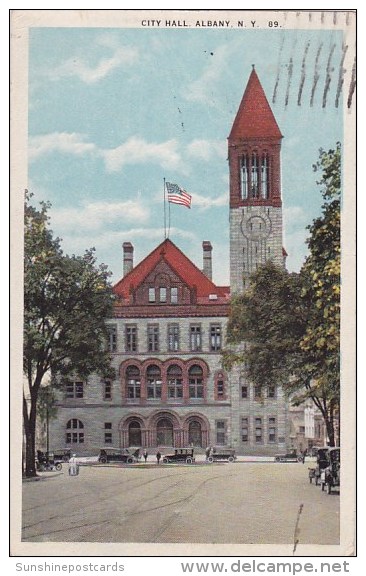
left=166, top=182, right=192, bottom=209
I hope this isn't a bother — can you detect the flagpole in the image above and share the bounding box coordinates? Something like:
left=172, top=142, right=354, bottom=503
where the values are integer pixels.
left=163, top=177, right=166, bottom=239
left=168, top=198, right=171, bottom=239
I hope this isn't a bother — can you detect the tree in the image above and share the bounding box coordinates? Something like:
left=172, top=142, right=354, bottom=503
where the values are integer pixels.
left=23, top=192, right=115, bottom=477
left=222, top=263, right=307, bottom=388
left=223, top=143, right=341, bottom=446
left=299, top=142, right=341, bottom=445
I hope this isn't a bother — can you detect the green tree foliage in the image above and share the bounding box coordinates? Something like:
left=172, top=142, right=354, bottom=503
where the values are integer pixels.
left=223, top=263, right=307, bottom=388
left=23, top=192, right=115, bottom=477
left=223, top=144, right=341, bottom=446
left=299, top=142, right=341, bottom=445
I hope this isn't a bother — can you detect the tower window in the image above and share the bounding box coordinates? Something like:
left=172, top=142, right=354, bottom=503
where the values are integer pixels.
left=261, top=153, right=270, bottom=199
left=251, top=153, right=259, bottom=198
left=240, top=154, right=249, bottom=199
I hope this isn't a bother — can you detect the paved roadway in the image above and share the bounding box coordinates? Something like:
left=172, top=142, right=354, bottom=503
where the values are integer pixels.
left=22, top=459, right=339, bottom=545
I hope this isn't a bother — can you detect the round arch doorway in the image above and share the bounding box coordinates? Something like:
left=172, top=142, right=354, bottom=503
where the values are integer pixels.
left=156, top=417, right=174, bottom=447
left=188, top=420, right=203, bottom=447
left=128, top=420, right=142, bottom=447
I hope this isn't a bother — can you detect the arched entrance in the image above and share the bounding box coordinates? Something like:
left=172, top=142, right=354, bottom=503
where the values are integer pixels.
left=128, top=420, right=142, bottom=447
left=156, top=417, right=174, bottom=446
left=183, top=413, right=210, bottom=448
left=188, top=420, right=203, bottom=447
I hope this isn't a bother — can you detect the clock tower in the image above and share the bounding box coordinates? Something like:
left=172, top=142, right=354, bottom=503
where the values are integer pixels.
left=229, top=67, right=285, bottom=293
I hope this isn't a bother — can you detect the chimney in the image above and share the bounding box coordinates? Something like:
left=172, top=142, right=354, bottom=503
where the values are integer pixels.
left=122, top=242, right=134, bottom=276
left=202, top=241, right=213, bottom=280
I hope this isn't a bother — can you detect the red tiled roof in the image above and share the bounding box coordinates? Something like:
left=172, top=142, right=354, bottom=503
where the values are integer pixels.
left=229, top=68, right=283, bottom=141
left=113, top=239, right=229, bottom=300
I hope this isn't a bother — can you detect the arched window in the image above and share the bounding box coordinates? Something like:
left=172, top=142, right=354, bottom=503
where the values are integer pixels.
left=146, top=364, right=162, bottom=399
left=188, top=420, right=202, bottom=447
left=189, top=365, right=204, bottom=399
left=128, top=420, right=142, bottom=447
left=126, top=365, right=141, bottom=399
left=167, top=364, right=183, bottom=399
left=261, top=152, right=270, bottom=198
left=251, top=153, right=259, bottom=198
left=156, top=417, right=173, bottom=446
left=66, top=419, right=84, bottom=444
left=241, top=154, right=249, bottom=199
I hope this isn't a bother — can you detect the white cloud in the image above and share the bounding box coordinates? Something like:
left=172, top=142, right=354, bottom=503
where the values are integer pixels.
left=184, top=45, right=230, bottom=103
left=51, top=46, right=138, bottom=84
left=102, top=137, right=182, bottom=172
left=51, top=199, right=149, bottom=232
left=29, top=132, right=96, bottom=162
left=186, top=139, right=226, bottom=161
left=192, top=191, right=228, bottom=210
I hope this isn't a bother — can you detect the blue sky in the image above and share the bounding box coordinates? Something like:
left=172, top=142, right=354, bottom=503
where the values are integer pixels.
left=28, top=25, right=345, bottom=286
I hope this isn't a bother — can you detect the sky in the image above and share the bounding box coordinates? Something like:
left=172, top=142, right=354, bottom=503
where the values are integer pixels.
left=27, top=19, right=350, bottom=287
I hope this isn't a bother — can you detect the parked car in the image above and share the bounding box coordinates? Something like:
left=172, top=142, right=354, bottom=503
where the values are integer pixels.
left=49, top=449, right=72, bottom=464
left=162, top=448, right=195, bottom=464
left=308, top=447, right=329, bottom=485
left=36, top=450, right=63, bottom=472
left=274, top=450, right=303, bottom=463
left=98, top=448, right=136, bottom=464
left=321, top=447, right=340, bottom=494
left=207, top=448, right=237, bottom=463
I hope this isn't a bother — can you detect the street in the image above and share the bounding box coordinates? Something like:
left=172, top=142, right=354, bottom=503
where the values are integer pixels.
left=22, top=460, right=339, bottom=545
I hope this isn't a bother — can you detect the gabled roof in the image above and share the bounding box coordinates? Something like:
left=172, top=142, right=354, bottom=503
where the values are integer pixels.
left=229, top=67, right=283, bottom=141
left=113, top=238, right=229, bottom=300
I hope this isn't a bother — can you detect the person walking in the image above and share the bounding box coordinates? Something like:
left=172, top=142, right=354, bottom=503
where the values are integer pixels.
left=143, top=449, right=148, bottom=463
left=68, top=453, right=78, bottom=476
left=156, top=451, right=161, bottom=465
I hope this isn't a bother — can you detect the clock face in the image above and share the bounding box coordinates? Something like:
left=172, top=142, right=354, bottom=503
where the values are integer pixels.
left=240, top=213, right=272, bottom=240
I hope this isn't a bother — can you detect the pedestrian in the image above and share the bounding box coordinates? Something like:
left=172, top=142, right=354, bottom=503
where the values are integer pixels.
left=205, top=446, right=211, bottom=461
left=156, top=451, right=161, bottom=465
left=68, top=453, right=79, bottom=476
left=143, top=449, right=148, bottom=463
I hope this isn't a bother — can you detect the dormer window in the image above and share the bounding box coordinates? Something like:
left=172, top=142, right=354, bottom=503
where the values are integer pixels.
left=171, top=287, right=178, bottom=304
left=159, top=287, right=167, bottom=302
left=148, top=288, right=156, bottom=303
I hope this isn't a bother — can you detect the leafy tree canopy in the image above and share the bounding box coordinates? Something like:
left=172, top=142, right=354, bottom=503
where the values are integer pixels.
left=23, top=191, right=115, bottom=476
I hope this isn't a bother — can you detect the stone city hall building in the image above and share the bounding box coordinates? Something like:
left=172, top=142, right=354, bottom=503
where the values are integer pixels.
left=49, top=68, right=291, bottom=455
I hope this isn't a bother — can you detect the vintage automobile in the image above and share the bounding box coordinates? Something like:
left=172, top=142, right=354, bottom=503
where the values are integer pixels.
left=162, top=448, right=195, bottom=464
left=207, top=448, right=237, bottom=463
left=49, top=449, right=72, bottom=464
left=274, top=450, right=303, bottom=463
left=98, top=448, right=136, bottom=464
left=36, top=450, right=64, bottom=471
left=308, top=447, right=329, bottom=485
left=320, top=447, right=340, bottom=494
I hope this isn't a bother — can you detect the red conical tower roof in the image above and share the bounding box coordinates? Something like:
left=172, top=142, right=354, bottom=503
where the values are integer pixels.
left=229, top=67, right=282, bottom=140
